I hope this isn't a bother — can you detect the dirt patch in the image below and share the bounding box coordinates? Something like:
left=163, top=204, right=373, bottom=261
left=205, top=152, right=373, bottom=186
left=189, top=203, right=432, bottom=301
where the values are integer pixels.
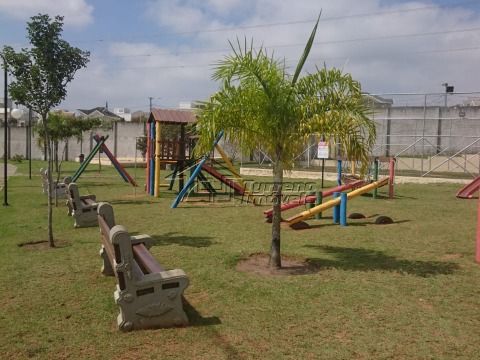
left=236, top=253, right=320, bottom=277
left=17, top=239, right=70, bottom=250
left=442, top=253, right=463, bottom=260
left=287, top=221, right=311, bottom=230
left=374, top=216, right=394, bottom=225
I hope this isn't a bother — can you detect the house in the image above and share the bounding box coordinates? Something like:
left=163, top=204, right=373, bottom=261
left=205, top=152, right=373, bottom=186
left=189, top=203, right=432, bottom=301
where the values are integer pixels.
left=0, top=97, right=13, bottom=124
left=76, top=107, right=123, bottom=121
left=113, top=107, right=132, bottom=122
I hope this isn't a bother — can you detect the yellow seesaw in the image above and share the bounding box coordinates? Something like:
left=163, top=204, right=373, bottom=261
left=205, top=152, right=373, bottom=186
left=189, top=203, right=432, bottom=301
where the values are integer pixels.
left=286, top=177, right=390, bottom=226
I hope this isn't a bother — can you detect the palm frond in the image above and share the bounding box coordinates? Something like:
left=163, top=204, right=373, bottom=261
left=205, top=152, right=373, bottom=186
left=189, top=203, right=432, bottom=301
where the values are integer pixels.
left=292, top=11, right=321, bottom=86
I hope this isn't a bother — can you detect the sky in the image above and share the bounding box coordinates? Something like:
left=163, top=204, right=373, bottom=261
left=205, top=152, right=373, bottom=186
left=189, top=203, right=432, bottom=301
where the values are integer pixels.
left=0, top=0, right=479, bottom=111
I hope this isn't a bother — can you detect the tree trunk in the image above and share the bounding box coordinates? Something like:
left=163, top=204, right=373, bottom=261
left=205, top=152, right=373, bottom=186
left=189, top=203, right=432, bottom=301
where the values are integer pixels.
left=54, top=141, right=59, bottom=173
left=55, top=145, right=67, bottom=208
left=269, top=157, right=283, bottom=269
left=43, top=116, right=55, bottom=247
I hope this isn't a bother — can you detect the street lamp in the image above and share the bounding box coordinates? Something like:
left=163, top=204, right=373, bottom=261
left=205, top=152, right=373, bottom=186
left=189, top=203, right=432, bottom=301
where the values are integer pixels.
left=437, top=83, right=454, bottom=154
left=2, top=54, right=8, bottom=206
left=442, top=83, right=454, bottom=107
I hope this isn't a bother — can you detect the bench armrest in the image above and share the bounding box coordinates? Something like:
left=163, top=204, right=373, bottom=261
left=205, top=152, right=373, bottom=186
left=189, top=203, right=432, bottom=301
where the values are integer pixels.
left=81, top=194, right=96, bottom=201
left=136, top=269, right=189, bottom=287
left=131, top=234, right=153, bottom=248
left=83, top=203, right=98, bottom=211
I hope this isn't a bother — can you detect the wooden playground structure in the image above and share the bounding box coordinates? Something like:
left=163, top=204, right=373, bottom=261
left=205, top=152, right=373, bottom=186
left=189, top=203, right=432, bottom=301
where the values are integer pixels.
left=145, top=108, right=197, bottom=197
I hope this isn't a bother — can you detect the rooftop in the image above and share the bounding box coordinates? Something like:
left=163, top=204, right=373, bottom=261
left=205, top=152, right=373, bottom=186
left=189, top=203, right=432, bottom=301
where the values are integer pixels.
left=148, top=108, right=196, bottom=125
left=77, top=107, right=123, bottom=119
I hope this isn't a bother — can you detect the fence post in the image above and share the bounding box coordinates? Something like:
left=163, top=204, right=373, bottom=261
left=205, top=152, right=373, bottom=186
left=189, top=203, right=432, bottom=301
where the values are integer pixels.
left=333, top=192, right=340, bottom=224
left=477, top=196, right=480, bottom=263
left=385, top=106, right=391, bottom=157
left=389, top=157, right=395, bottom=199
left=114, top=121, right=118, bottom=157
left=373, top=157, right=379, bottom=199
left=307, top=191, right=314, bottom=210
left=315, top=191, right=323, bottom=219
left=337, top=159, right=342, bottom=186
left=340, top=193, right=348, bottom=226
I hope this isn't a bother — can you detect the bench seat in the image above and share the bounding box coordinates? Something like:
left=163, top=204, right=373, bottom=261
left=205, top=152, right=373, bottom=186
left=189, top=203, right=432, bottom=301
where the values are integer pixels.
left=40, top=168, right=71, bottom=199
left=97, top=202, right=189, bottom=331
left=67, top=183, right=98, bottom=228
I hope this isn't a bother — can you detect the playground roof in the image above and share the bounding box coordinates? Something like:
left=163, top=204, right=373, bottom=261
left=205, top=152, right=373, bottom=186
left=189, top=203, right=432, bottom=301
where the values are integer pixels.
left=148, top=108, right=197, bottom=125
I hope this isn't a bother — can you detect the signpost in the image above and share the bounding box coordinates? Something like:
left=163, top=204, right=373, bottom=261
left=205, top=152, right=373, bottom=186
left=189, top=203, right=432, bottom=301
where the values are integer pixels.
left=317, top=141, right=329, bottom=188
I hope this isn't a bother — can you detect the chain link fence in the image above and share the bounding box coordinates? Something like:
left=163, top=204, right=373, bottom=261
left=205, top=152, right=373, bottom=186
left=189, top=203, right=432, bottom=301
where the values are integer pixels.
left=240, top=92, right=480, bottom=178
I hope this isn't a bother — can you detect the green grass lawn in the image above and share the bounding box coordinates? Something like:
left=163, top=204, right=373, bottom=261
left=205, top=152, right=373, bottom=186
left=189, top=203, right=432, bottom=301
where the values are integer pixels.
left=1, top=160, right=479, bottom=359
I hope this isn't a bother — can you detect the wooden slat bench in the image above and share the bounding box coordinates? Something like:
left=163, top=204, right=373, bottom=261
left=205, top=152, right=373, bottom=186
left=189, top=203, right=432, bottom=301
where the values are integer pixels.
left=97, top=202, right=189, bottom=331
left=67, top=183, right=98, bottom=228
left=40, top=168, right=71, bottom=199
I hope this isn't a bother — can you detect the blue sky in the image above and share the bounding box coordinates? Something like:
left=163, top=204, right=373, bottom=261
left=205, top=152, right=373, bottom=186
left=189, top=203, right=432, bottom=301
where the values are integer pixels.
left=1, top=0, right=479, bottom=111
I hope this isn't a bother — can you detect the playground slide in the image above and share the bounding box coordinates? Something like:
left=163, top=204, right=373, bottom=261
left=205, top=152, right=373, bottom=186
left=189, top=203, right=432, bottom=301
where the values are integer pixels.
left=263, top=180, right=365, bottom=219
left=71, top=136, right=107, bottom=182
left=286, top=177, right=389, bottom=226
left=93, top=135, right=137, bottom=187
left=456, top=176, right=480, bottom=199
left=171, top=132, right=225, bottom=208
left=201, top=164, right=246, bottom=195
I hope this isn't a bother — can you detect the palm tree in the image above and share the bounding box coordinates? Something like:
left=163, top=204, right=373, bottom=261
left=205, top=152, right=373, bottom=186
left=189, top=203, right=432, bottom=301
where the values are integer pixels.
left=195, top=16, right=376, bottom=268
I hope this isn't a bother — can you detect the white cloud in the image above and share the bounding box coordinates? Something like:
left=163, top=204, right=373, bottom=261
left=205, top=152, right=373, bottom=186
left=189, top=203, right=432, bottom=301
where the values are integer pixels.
left=205, top=0, right=248, bottom=15
left=61, top=0, right=480, bottom=110
left=63, top=42, right=219, bottom=110
left=145, top=1, right=212, bottom=33
left=0, top=0, right=93, bottom=27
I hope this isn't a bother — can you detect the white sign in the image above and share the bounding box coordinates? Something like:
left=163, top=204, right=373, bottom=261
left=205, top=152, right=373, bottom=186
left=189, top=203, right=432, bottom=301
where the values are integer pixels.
left=317, top=141, right=329, bottom=159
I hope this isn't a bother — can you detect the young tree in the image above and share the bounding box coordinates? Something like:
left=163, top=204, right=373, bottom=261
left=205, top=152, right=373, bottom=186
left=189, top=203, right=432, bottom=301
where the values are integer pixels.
left=35, top=113, right=101, bottom=173
left=195, top=16, right=376, bottom=268
left=2, top=14, right=90, bottom=247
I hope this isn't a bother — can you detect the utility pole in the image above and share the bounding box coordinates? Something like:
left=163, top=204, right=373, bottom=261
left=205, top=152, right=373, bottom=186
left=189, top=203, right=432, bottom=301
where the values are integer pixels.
left=145, top=96, right=154, bottom=136
left=149, top=96, right=153, bottom=112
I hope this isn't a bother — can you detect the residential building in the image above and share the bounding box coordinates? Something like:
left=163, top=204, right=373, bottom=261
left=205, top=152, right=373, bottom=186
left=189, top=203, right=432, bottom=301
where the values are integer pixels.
left=76, top=107, right=123, bottom=121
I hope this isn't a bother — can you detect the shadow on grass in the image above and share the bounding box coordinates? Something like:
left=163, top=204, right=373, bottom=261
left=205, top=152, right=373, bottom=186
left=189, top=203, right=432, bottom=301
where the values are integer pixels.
left=150, top=232, right=217, bottom=248
left=182, top=299, right=244, bottom=359
left=303, top=245, right=459, bottom=277
left=179, top=201, right=249, bottom=209
left=17, top=239, right=71, bottom=250
left=304, top=219, right=411, bottom=229
left=183, top=298, right=221, bottom=327
left=109, top=199, right=157, bottom=205
left=361, top=193, right=418, bottom=200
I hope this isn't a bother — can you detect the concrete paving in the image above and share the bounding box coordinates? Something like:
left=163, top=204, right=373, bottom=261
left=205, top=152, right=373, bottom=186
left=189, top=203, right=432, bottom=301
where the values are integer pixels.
left=0, top=164, right=17, bottom=179
left=240, top=167, right=472, bottom=184
left=0, top=164, right=17, bottom=192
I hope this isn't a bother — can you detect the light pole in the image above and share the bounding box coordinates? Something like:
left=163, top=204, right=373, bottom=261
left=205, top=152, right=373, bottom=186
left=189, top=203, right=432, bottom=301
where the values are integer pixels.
left=2, top=54, right=8, bottom=206
left=437, top=83, right=454, bottom=154
left=442, top=83, right=454, bottom=107
left=145, top=96, right=154, bottom=135
left=28, top=108, right=32, bottom=179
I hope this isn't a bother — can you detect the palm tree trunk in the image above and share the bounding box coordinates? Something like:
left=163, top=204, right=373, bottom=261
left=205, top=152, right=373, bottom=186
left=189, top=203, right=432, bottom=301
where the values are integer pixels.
left=43, top=116, right=55, bottom=247
left=270, top=158, right=283, bottom=268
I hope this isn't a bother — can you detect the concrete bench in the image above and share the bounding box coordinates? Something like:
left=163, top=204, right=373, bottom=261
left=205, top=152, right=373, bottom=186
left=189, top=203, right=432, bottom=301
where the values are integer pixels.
left=40, top=168, right=71, bottom=199
left=97, top=202, right=189, bottom=331
left=67, top=183, right=98, bottom=228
